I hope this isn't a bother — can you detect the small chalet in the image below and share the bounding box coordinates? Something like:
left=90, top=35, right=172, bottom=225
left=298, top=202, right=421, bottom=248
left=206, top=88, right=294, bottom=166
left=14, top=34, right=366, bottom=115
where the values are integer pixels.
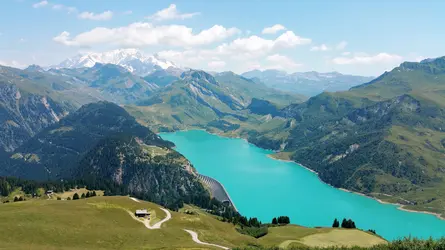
left=45, top=190, right=54, bottom=195
left=135, top=209, right=150, bottom=218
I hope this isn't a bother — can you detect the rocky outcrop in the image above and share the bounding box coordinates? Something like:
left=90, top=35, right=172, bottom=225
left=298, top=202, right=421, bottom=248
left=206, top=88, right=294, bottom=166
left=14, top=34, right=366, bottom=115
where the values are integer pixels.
left=0, top=84, right=67, bottom=152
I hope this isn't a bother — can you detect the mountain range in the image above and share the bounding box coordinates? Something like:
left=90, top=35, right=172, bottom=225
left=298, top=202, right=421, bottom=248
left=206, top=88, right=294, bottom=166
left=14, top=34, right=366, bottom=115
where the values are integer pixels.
left=242, top=69, right=374, bottom=97
left=53, top=49, right=178, bottom=76
left=52, top=49, right=374, bottom=97
left=2, top=51, right=445, bottom=217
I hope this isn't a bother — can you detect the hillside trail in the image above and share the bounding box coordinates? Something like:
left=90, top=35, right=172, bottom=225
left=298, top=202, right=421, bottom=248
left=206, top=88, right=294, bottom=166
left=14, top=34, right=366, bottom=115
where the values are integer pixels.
left=183, top=229, right=230, bottom=249
left=128, top=197, right=171, bottom=229
left=129, top=197, right=230, bottom=249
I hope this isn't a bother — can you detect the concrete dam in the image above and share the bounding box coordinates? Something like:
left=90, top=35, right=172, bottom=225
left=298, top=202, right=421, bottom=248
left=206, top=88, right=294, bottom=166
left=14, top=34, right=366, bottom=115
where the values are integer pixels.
left=198, top=174, right=237, bottom=211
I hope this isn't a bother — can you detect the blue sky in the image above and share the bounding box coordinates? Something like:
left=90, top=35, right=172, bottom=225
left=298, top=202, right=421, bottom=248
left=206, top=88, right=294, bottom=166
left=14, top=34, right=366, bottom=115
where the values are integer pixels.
left=0, top=0, right=444, bottom=76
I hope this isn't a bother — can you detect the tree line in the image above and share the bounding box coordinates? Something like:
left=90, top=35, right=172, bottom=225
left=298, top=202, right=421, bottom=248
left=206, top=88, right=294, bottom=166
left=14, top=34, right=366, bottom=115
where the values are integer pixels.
left=332, top=218, right=377, bottom=235
left=271, top=216, right=290, bottom=225
left=71, top=191, right=97, bottom=200
left=332, top=218, right=356, bottom=228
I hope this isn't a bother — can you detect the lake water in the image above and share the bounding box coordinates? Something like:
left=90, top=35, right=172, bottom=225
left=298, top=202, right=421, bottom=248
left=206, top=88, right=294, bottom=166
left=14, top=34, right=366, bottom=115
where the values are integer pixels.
left=160, top=130, right=445, bottom=241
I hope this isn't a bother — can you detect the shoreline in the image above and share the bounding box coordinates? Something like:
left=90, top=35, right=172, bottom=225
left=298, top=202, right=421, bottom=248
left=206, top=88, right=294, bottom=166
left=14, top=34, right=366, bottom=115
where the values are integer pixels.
left=266, top=154, right=318, bottom=175
left=161, top=129, right=445, bottom=222
left=338, top=188, right=445, bottom=220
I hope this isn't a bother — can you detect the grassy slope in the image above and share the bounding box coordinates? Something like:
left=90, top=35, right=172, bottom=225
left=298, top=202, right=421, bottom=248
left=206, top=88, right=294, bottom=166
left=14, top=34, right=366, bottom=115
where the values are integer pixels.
left=0, top=196, right=385, bottom=250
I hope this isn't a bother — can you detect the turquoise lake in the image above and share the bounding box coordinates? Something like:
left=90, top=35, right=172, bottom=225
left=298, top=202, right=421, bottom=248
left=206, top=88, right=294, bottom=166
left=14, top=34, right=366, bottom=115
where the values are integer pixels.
left=160, top=130, right=445, bottom=241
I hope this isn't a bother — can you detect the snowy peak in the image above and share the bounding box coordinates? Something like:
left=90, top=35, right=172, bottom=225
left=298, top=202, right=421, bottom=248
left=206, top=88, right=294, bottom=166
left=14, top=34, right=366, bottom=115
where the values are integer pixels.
left=53, top=49, right=178, bottom=76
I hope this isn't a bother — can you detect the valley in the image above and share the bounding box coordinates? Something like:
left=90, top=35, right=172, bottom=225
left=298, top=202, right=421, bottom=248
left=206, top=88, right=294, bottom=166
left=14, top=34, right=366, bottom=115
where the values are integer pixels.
left=2, top=1, right=445, bottom=248
left=1, top=48, right=445, bottom=247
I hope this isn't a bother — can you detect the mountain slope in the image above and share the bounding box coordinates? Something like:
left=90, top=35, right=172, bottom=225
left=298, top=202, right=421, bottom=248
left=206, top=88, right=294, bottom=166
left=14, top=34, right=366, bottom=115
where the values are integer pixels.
left=0, top=101, right=212, bottom=210
left=76, top=135, right=208, bottom=209
left=48, top=63, right=159, bottom=104
left=126, top=70, right=304, bottom=132
left=2, top=101, right=171, bottom=180
left=254, top=57, right=445, bottom=215
left=54, top=49, right=178, bottom=76
left=0, top=65, right=77, bottom=153
left=242, top=69, right=374, bottom=97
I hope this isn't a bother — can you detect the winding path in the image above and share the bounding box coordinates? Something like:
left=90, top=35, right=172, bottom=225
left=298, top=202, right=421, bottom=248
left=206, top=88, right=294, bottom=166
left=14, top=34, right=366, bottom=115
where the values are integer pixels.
left=129, top=197, right=230, bottom=249
left=183, top=229, right=230, bottom=249
left=128, top=197, right=171, bottom=229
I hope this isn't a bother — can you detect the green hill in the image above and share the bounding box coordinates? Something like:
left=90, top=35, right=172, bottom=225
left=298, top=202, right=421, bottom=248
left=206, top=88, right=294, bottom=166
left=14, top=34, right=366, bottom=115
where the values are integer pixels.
left=0, top=196, right=386, bottom=250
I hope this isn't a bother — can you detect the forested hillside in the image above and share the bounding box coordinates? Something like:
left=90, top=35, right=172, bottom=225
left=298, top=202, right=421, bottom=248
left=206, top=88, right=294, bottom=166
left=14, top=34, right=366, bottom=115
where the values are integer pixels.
left=251, top=57, right=445, bottom=215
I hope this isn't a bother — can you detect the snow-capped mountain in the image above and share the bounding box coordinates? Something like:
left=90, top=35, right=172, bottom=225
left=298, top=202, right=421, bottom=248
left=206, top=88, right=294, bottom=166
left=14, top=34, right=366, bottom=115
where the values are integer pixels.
left=53, top=49, right=179, bottom=76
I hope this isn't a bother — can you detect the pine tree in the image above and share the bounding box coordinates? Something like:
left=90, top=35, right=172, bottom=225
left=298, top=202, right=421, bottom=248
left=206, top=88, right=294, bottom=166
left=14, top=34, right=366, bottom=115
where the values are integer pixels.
left=272, top=217, right=277, bottom=225
left=18, top=196, right=24, bottom=201
left=86, top=192, right=90, bottom=198
left=341, top=218, right=347, bottom=228
left=81, top=193, right=86, bottom=199
left=92, top=191, right=97, bottom=197
left=73, top=193, right=79, bottom=200
left=13, top=196, right=19, bottom=202
left=347, top=219, right=353, bottom=228
left=67, top=197, right=71, bottom=200
left=332, top=218, right=339, bottom=228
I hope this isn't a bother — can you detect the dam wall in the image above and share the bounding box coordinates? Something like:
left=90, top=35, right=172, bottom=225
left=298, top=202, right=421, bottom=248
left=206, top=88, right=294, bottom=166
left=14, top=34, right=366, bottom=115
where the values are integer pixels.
left=198, top=174, right=237, bottom=211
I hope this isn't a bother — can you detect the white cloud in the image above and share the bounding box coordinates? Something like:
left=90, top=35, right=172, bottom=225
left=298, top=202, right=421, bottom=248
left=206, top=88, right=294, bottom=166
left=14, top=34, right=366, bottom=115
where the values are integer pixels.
left=217, top=31, right=311, bottom=59
left=52, top=4, right=78, bottom=13
left=154, top=30, right=310, bottom=73
left=123, top=10, right=133, bottom=15
left=310, top=44, right=329, bottom=51
left=262, top=24, right=286, bottom=34
left=342, top=51, right=351, bottom=56
left=208, top=60, right=226, bottom=69
left=265, top=54, right=302, bottom=70
left=336, top=41, right=348, bottom=50
left=78, top=11, right=113, bottom=21
left=332, top=53, right=403, bottom=65
left=0, top=59, right=27, bottom=69
left=148, top=4, right=199, bottom=21
left=19, top=38, right=26, bottom=43
left=53, top=23, right=240, bottom=47
left=32, top=0, right=48, bottom=8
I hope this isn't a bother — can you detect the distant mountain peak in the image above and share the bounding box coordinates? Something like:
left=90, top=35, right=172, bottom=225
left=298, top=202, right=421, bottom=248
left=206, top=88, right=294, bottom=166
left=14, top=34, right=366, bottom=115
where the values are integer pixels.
left=25, top=64, right=45, bottom=72
left=52, top=49, right=179, bottom=76
left=241, top=69, right=374, bottom=97
left=181, top=69, right=218, bottom=85
left=398, top=56, right=445, bottom=74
